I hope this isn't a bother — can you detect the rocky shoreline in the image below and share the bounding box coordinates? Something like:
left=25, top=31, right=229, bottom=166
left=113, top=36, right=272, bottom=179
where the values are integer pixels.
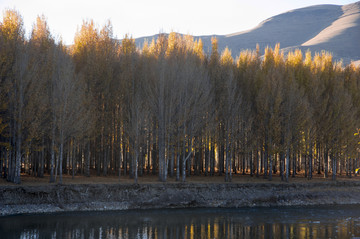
left=1, top=181, right=360, bottom=216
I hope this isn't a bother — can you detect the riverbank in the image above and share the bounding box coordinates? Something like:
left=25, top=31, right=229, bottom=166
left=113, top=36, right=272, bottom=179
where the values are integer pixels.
left=1, top=177, right=360, bottom=216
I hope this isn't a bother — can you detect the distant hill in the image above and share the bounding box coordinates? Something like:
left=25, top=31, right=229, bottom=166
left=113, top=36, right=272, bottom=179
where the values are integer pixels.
left=134, top=1, right=360, bottom=65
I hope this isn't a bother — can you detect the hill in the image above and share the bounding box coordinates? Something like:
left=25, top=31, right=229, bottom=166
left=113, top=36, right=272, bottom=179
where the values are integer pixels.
left=135, top=1, right=360, bottom=65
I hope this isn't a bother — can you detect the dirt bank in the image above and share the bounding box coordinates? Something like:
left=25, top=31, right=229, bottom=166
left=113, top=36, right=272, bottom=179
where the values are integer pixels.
left=1, top=181, right=360, bottom=216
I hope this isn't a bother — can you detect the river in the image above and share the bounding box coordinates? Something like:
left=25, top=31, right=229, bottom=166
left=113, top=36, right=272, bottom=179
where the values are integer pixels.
left=1, top=205, right=360, bottom=238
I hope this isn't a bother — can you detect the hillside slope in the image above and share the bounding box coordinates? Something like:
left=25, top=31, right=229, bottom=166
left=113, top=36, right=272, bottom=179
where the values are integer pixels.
left=289, top=1, right=360, bottom=64
left=216, top=4, right=343, bottom=54
left=135, top=1, right=360, bottom=65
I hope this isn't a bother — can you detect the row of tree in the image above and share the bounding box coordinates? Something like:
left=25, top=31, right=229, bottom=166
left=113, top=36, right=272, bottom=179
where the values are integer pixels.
left=0, top=10, right=359, bottom=184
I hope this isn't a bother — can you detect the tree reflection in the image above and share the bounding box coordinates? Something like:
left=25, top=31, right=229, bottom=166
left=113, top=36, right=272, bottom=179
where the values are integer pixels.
left=1, top=207, right=360, bottom=239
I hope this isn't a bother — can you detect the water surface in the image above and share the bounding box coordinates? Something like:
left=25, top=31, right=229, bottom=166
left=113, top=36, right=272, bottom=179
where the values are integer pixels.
left=1, top=205, right=360, bottom=238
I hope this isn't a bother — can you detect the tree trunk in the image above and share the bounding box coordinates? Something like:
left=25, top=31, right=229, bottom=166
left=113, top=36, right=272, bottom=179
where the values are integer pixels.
left=85, top=142, right=90, bottom=177
left=176, top=153, right=180, bottom=181
left=348, top=157, right=352, bottom=178
left=0, top=149, right=3, bottom=178
left=170, top=147, right=174, bottom=178
left=308, top=143, right=313, bottom=180
left=50, top=118, right=56, bottom=183
left=119, top=135, right=123, bottom=180
left=14, top=123, right=22, bottom=184
left=72, top=141, right=76, bottom=179
left=218, top=143, right=223, bottom=176
left=59, top=140, right=64, bottom=184
left=225, top=146, right=229, bottom=182
left=66, top=142, right=70, bottom=176
left=260, top=148, right=264, bottom=174
left=285, top=148, right=290, bottom=182
left=304, top=154, right=307, bottom=178
left=204, top=136, right=209, bottom=176
left=4, top=148, right=8, bottom=179
left=229, top=146, right=233, bottom=182
left=7, top=144, right=12, bottom=181
left=268, top=153, right=273, bottom=181
left=210, top=140, right=215, bottom=176
left=146, top=131, right=151, bottom=175
left=256, top=149, right=260, bottom=178
left=181, top=151, right=192, bottom=182
left=332, top=155, right=336, bottom=181
left=264, top=143, right=268, bottom=179
left=317, top=144, right=321, bottom=174
left=7, top=113, right=14, bottom=182
left=242, top=153, right=246, bottom=175
left=103, top=145, right=109, bottom=176
left=181, top=134, right=193, bottom=182
left=158, top=123, right=166, bottom=182
left=134, top=148, right=138, bottom=184
left=324, top=149, right=328, bottom=178
left=225, top=124, right=231, bottom=182
left=123, top=145, right=127, bottom=176
left=249, top=151, right=253, bottom=177
left=152, top=131, right=157, bottom=175
left=280, top=152, right=285, bottom=181
left=292, top=152, right=296, bottom=178
left=139, top=148, right=144, bottom=177
left=182, top=154, right=186, bottom=182
left=55, top=150, right=59, bottom=181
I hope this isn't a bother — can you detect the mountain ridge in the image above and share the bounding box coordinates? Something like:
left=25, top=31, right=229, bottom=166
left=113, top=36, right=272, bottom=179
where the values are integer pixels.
left=134, top=1, right=360, bottom=65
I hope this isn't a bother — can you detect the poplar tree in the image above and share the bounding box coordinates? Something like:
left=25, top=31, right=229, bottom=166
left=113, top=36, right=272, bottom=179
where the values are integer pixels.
left=219, top=47, right=237, bottom=182
left=0, top=9, right=27, bottom=183
left=28, top=15, right=56, bottom=182
left=257, top=45, right=284, bottom=180
left=72, top=20, right=100, bottom=176
left=283, top=50, right=309, bottom=181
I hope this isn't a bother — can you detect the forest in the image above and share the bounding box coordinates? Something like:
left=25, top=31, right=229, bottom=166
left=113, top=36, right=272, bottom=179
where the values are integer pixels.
left=0, top=10, right=360, bottom=184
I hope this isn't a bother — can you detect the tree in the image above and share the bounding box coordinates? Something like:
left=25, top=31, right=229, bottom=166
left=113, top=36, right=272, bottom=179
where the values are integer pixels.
left=256, top=45, right=284, bottom=181
left=283, top=50, right=309, bottom=181
left=219, top=47, right=238, bottom=182
left=236, top=48, right=261, bottom=178
left=0, top=9, right=27, bottom=184
left=28, top=15, right=56, bottom=182
left=52, top=44, right=92, bottom=184
left=208, top=37, right=224, bottom=176
left=72, top=20, right=100, bottom=177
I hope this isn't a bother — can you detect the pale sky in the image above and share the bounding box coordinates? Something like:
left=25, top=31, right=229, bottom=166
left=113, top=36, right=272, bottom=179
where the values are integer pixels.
left=0, top=0, right=357, bottom=44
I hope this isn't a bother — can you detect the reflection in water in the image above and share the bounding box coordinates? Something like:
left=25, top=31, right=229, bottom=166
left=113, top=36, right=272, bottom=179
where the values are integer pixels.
left=1, top=206, right=360, bottom=239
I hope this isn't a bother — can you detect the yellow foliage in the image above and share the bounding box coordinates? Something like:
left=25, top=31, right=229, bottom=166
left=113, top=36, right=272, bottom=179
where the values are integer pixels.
left=31, top=15, right=52, bottom=48
left=273, top=43, right=284, bottom=66
left=211, top=37, right=218, bottom=54
left=220, top=47, right=233, bottom=66
left=1, top=9, right=24, bottom=41
left=193, top=38, right=204, bottom=61
left=121, top=34, right=136, bottom=56
left=72, top=19, right=98, bottom=57
left=166, top=32, right=178, bottom=55
left=304, top=50, right=312, bottom=67
left=286, top=49, right=303, bottom=67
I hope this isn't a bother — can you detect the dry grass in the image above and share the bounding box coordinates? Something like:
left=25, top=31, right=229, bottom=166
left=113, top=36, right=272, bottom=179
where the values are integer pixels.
left=1, top=171, right=359, bottom=186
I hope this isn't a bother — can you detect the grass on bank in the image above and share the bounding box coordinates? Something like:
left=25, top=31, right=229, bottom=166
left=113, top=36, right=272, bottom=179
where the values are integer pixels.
left=1, top=171, right=360, bottom=186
